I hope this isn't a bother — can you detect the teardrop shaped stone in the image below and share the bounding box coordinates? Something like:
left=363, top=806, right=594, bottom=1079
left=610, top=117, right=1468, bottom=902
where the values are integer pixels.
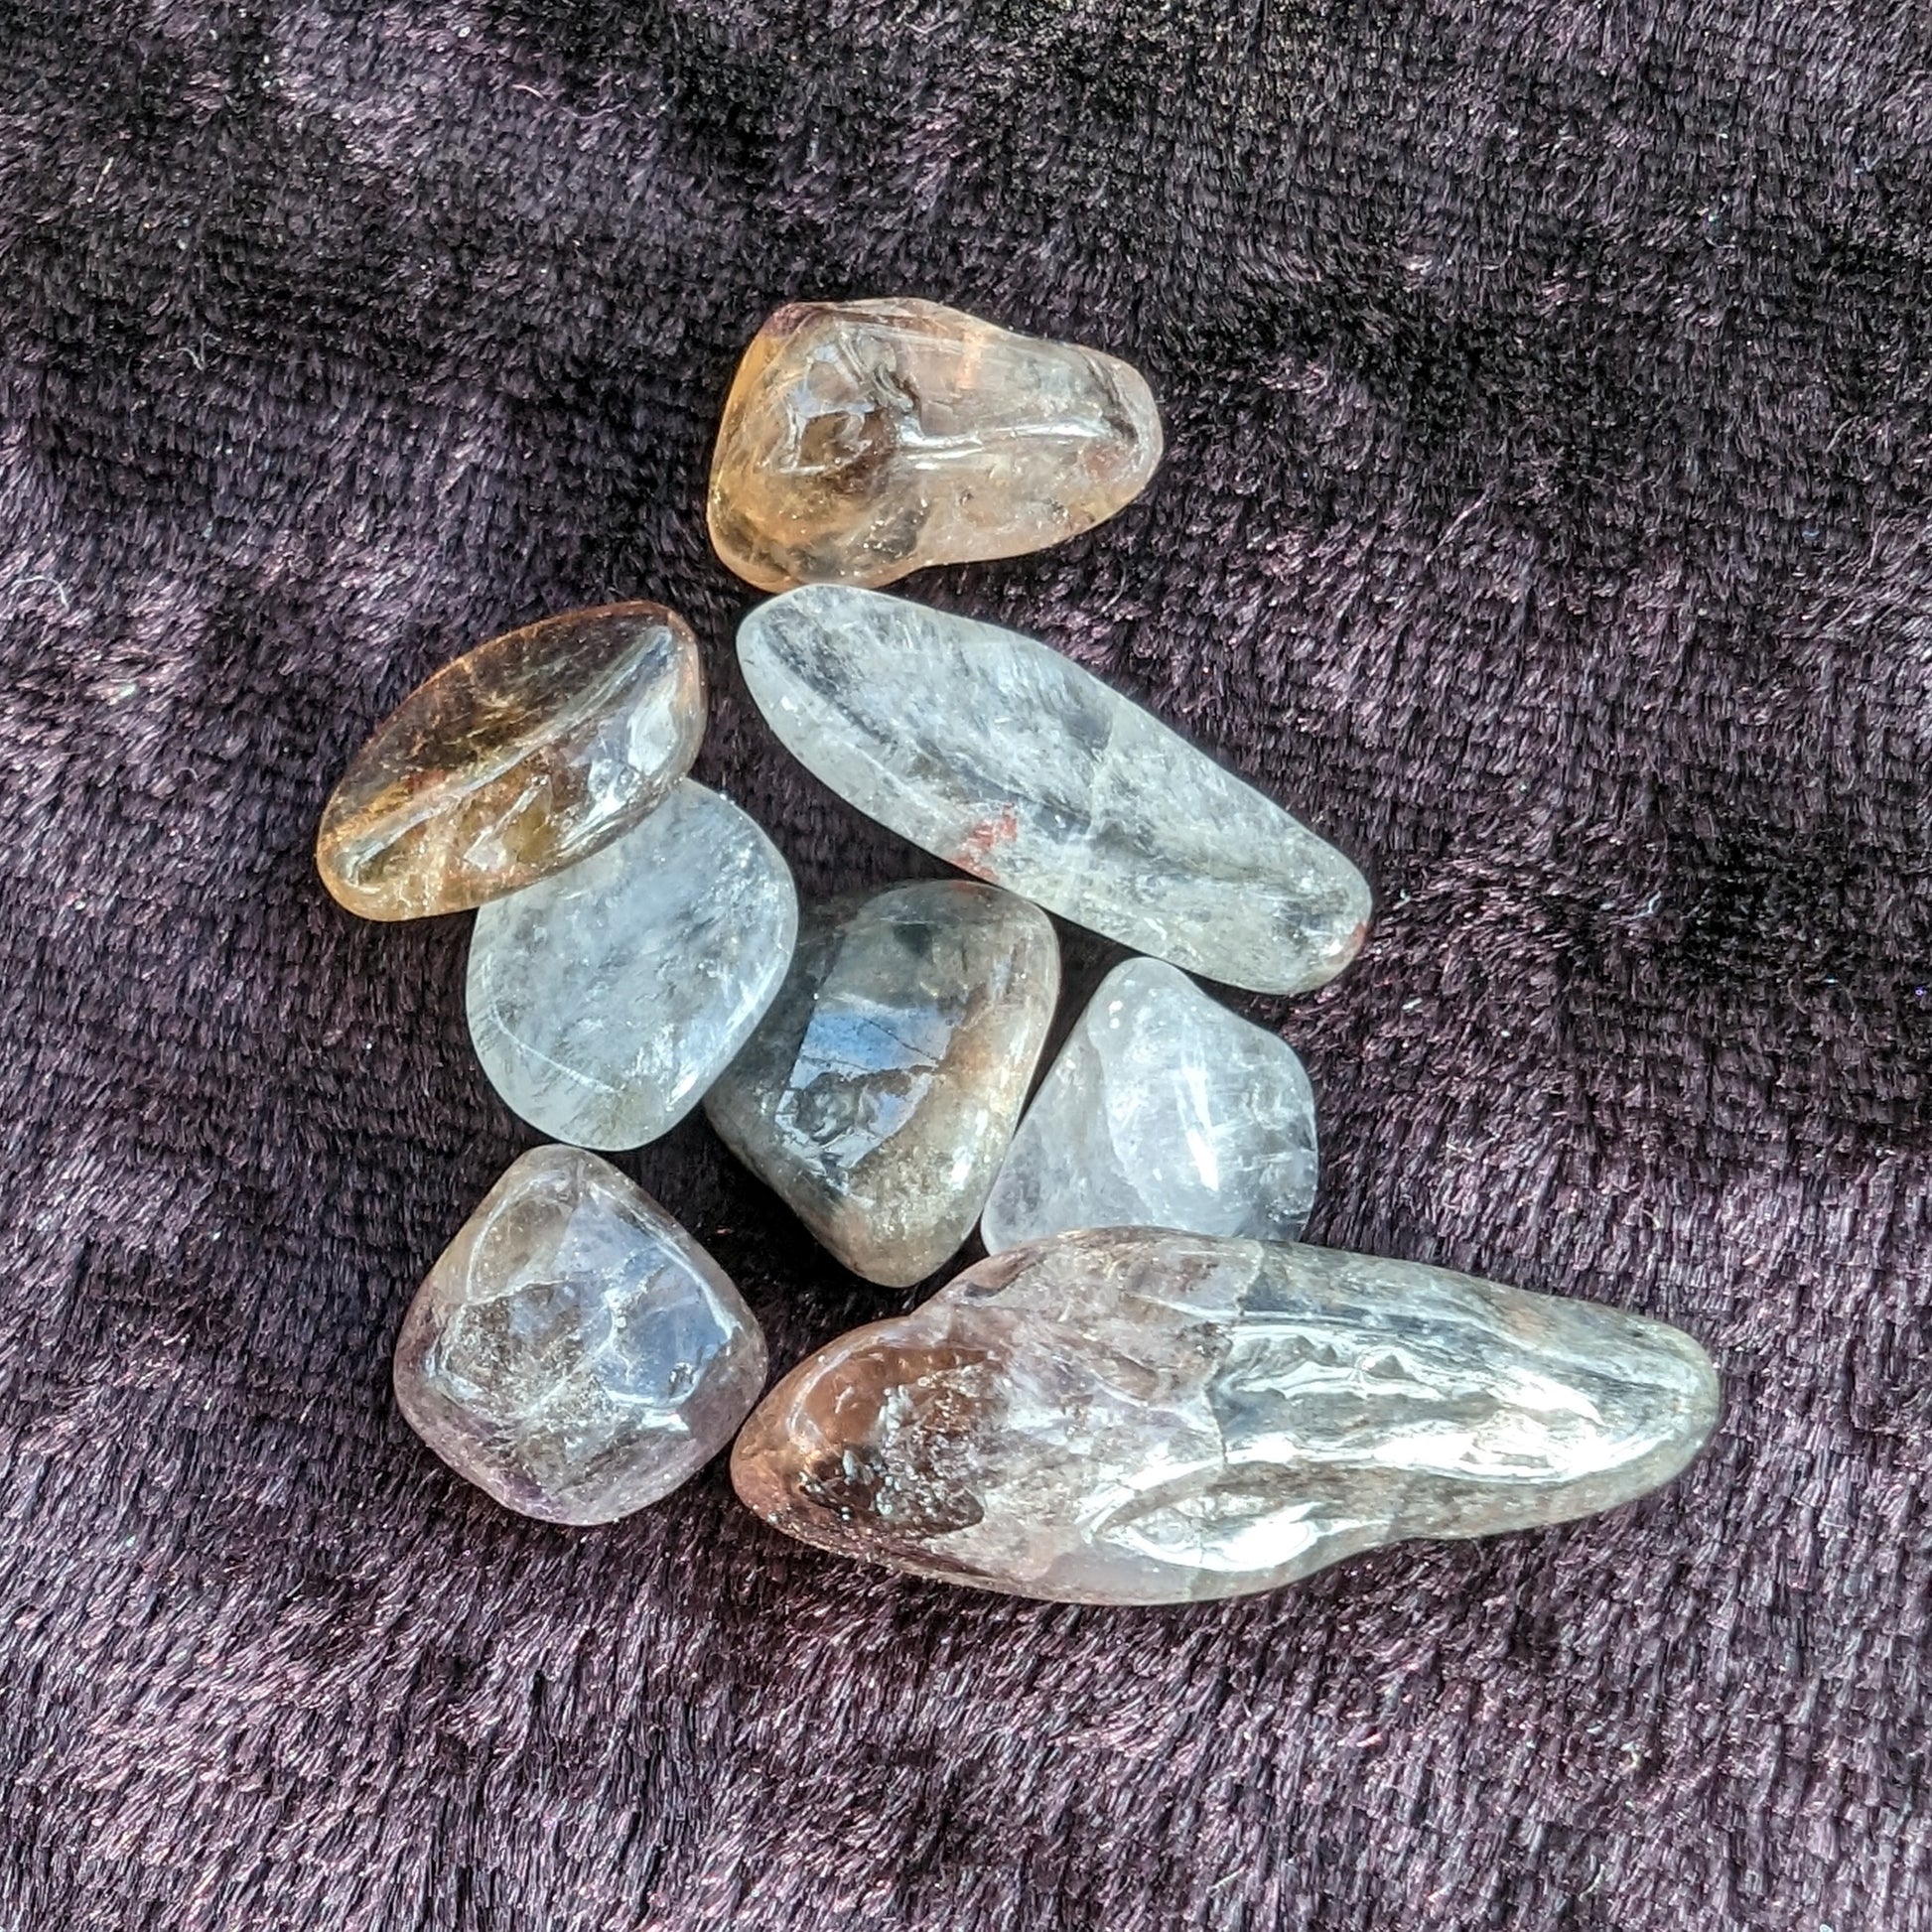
left=708, top=298, right=1163, bottom=591
left=317, top=603, right=705, bottom=919
left=467, top=780, right=799, bottom=1150
left=738, top=586, right=1371, bottom=994
left=706, top=881, right=1059, bottom=1287
left=982, top=957, right=1317, bottom=1252
left=732, top=1229, right=1721, bottom=1604
left=395, top=1145, right=766, bottom=1524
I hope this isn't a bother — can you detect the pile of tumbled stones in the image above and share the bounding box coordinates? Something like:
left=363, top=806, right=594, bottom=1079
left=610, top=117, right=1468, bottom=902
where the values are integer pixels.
left=318, top=298, right=1721, bottom=1606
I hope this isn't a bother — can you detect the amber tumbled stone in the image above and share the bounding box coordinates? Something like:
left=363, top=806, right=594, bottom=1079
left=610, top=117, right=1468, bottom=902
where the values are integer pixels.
left=316, top=603, right=704, bottom=920
left=707, top=298, right=1163, bottom=591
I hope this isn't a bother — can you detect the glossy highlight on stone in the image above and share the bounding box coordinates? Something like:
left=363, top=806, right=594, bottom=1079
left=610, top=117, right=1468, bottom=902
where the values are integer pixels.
left=733, top=1229, right=1721, bottom=1604
left=467, top=780, right=798, bottom=1150
left=708, top=298, right=1163, bottom=591
left=738, top=586, right=1371, bottom=994
left=706, top=881, right=1058, bottom=1287
left=317, top=603, right=704, bottom=919
left=982, top=957, right=1317, bottom=1253
left=395, top=1145, right=766, bottom=1524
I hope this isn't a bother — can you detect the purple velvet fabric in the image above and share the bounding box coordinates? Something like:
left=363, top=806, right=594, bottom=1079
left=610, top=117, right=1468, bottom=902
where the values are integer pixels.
left=1, top=2, right=1927, bottom=1925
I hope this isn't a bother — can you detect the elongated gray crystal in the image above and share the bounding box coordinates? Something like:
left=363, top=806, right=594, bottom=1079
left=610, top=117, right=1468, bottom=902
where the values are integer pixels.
left=707, top=880, right=1058, bottom=1286
left=468, top=780, right=798, bottom=1149
left=395, top=1146, right=767, bottom=1524
left=733, top=1229, right=1721, bottom=1604
left=737, top=586, right=1371, bottom=995
left=981, top=956, right=1317, bottom=1252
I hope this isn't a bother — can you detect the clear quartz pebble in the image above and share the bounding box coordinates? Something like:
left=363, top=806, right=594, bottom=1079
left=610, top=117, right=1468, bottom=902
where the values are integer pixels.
left=708, top=298, right=1163, bottom=591
left=467, top=779, right=799, bottom=1150
left=395, top=1145, right=767, bottom=1524
left=317, top=603, right=705, bottom=919
left=981, top=956, right=1317, bottom=1252
left=737, top=586, right=1371, bottom=995
left=732, top=1228, right=1722, bottom=1604
left=706, top=880, right=1059, bottom=1287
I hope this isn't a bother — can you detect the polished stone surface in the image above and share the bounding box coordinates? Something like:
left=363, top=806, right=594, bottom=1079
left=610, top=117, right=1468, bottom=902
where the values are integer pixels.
left=738, top=587, right=1371, bottom=994
left=317, top=603, right=704, bottom=919
left=708, top=298, right=1163, bottom=592
left=706, top=881, right=1058, bottom=1287
left=733, top=1229, right=1721, bottom=1603
left=395, top=1145, right=766, bottom=1524
left=468, top=780, right=798, bottom=1149
left=981, top=957, right=1317, bottom=1252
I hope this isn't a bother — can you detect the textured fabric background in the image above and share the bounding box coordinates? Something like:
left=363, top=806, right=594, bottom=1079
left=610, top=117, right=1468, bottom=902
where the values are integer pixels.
left=2, top=1, right=1928, bottom=1926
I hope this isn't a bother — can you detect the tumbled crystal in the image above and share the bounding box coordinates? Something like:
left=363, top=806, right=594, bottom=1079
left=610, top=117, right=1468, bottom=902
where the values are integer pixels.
left=733, top=1229, right=1721, bottom=1604
left=317, top=603, right=704, bottom=919
left=981, top=956, right=1317, bottom=1252
left=708, top=298, right=1163, bottom=591
left=468, top=780, right=798, bottom=1150
left=738, top=586, right=1371, bottom=994
left=394, top=1145, right=766, bottom=1524
left=706, top=881, right=1058, bottom=1287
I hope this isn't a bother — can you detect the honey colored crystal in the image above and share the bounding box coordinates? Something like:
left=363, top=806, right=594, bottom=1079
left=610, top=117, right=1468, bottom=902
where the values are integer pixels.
left=733, top=1230, right=1721, bottom=1604
left=317, top=603, right=705, bottom=919
left=707, top=298, right=1164, bottom=591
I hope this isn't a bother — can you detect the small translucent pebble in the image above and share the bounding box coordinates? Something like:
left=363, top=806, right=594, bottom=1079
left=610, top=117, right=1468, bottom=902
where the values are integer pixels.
left=317, top=603, right=704, bottom=919
left=738, top=585, right=1371, bottom=994
left=707, top=880, right=1058, bottom=1286
left=708, top=298, right=1163, bottom=591
left=982, top=956, right=1317, bottom=1252
left=467, top=780, right=798, bottom=1150
left=395, top=1145, right=767, bottom=1524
